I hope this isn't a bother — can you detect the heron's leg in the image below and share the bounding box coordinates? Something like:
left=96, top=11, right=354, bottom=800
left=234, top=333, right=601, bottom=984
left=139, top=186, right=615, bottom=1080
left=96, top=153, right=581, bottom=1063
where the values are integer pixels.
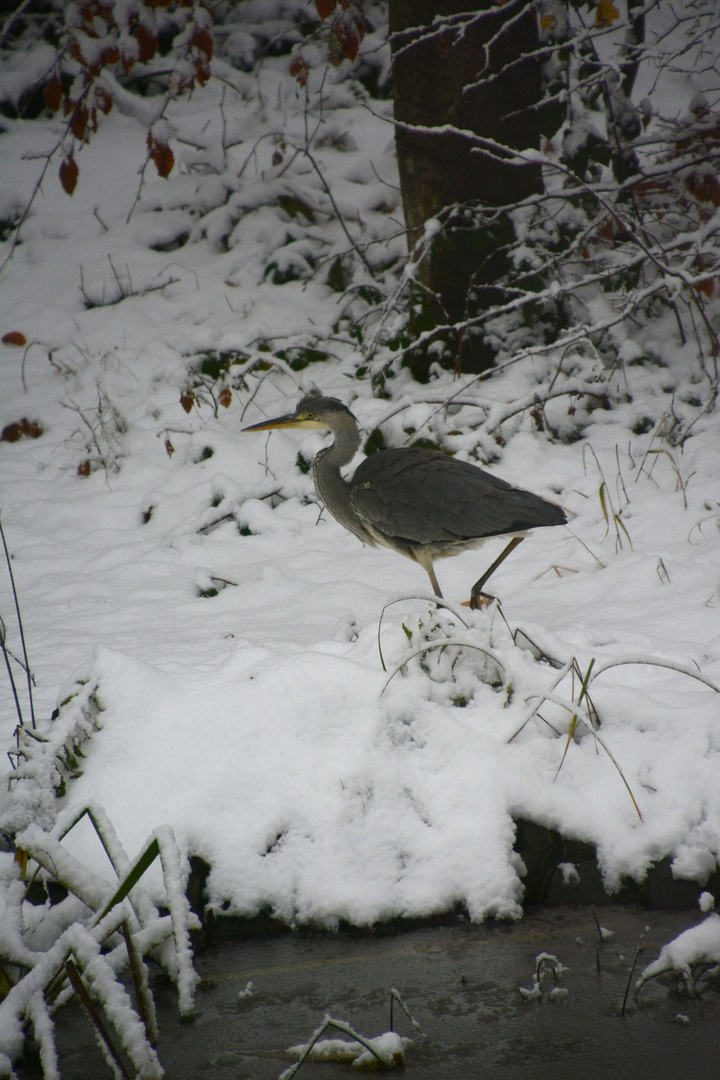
left=427, top=565, right=443, bottom=599
left=470, top=536, right=525, bottom=610
left=411, top=546, right=443, bottom=598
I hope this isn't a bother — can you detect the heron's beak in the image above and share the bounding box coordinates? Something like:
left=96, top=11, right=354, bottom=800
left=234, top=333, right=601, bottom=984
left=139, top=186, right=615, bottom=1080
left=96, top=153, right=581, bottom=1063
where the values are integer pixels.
left=242, top=413, right=304, bottom=432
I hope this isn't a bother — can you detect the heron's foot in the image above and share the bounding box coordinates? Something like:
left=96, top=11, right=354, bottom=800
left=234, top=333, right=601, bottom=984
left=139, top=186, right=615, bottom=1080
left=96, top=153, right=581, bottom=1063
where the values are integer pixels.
left=464, top=589, right=498, bottom=610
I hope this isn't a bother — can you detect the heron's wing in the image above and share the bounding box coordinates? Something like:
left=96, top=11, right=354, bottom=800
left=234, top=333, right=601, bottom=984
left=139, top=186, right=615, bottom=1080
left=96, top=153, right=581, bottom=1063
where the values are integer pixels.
left=351, top=449, right=565, bottom=544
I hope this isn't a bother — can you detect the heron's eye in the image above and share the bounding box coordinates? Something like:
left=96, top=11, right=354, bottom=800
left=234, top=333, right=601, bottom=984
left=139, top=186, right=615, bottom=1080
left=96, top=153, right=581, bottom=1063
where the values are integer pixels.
left=299, top=412, right=313, bottom=420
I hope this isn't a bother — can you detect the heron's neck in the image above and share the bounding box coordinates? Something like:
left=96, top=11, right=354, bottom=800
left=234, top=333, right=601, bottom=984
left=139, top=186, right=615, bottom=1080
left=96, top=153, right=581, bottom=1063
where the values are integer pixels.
left=312, top=422, right=368, bottom=542
left=321, top=421, right=361, bottom=470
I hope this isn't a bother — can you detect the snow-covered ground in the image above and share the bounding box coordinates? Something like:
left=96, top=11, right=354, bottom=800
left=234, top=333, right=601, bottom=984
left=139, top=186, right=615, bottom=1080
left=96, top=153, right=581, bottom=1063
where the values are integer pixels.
left=1, top=5, right=719, bottom=937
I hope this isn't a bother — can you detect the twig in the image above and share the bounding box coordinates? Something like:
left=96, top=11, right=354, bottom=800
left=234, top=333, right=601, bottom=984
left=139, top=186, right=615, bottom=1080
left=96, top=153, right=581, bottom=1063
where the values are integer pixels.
left=282, top=1016, right=386, bottom=1080
left=0, top=614, right=26, bottom=734
left=0, top=513, right=36, bottom=727
left=389, top=987, right=424, bottom=1035
left=0, top=0, right=36, bottom=46
left=622, top=929, right=646, bottom=1016
left=295, top=144, right=374, bottom=277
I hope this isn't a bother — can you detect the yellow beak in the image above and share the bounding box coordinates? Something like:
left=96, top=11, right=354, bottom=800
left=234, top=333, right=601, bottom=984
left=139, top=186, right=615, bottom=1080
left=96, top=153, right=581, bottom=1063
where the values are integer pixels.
left=242, top=413, right=305, bottom=432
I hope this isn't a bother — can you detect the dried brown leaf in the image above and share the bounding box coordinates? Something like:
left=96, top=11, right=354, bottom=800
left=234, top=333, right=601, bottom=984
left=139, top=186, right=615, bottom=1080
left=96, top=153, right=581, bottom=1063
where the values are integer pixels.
left=59, top=156, right=79, bottom=195
left=44, top=75, right=63, bottom=113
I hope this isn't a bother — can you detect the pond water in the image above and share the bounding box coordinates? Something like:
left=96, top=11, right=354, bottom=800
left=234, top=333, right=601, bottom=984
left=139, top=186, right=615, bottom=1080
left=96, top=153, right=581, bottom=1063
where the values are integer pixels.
left=14, top=906, right=720, bottom=1080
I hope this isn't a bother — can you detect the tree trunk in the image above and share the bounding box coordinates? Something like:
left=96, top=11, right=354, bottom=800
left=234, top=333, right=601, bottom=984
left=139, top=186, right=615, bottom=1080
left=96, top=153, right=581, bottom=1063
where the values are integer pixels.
left=389, top=0, right=544, bottom=375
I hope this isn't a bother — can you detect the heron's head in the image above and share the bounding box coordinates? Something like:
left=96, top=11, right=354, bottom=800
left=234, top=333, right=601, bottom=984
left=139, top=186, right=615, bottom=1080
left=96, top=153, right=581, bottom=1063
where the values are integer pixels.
left=243, top=394, right=358, bottom=433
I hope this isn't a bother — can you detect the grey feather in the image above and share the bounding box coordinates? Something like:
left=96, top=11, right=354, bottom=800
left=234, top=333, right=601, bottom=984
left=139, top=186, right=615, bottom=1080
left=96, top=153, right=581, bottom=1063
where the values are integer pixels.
left=351, top=449, right=565, bottom=545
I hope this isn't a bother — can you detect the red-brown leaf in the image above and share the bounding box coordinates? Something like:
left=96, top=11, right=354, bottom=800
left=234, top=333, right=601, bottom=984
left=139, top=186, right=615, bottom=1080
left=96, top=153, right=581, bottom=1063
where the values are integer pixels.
left=94, top=85, right=113, bottom=115
left=195, top=58, right=211, bottom=86
left=289, top=55, right=309, bottom=87
left=192, top=28, right=213, bottom=59
left=218, top=383, right=232, bottom=409
left=334, top=26, right=358, bottom=61
left=332, top=13, right=365, bottom=62
left=151, top=140, right=174, bottom=178
left=180, top=391, right=195, bottom=413
left=59, top=156, right=79, bottom=195
left=20, top=418, right=43, bottom=438
left=44, top=75, right=63, bottom=113
left=165, top=437, right=175, bottom=457
left=1, top=423, right=22, bottom=443
left=316, top=0, right=336, bottom=17
left=2, top=331, right=27, bottom=346
left=686, top=170, right=720, bottom=207
left=695, top=278, right=715, bottom=297
left=135, top=25, right=158, bottom=63
left=71, top=103, right=89, bottom=140
left=100, top=43, right=119, bottom=67
left=77, top=459, right=91, bottom=477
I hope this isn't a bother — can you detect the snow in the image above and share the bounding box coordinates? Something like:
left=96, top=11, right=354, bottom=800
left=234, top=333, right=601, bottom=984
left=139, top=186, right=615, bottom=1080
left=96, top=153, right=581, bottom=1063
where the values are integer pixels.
left=637, top=912, right=720, bottom=992
left=1, top=2, right=720, bottom=954
left=286, top=1031, right=410, bottom=1068
left=518, top=952, right=569, bottom=1003
left=284, top=1018, right=411, bottom=1076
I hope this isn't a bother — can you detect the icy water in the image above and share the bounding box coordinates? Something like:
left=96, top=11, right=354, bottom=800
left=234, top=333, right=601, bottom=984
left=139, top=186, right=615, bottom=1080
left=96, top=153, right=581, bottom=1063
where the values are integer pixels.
left=14, top=906, right=720, bottom=1079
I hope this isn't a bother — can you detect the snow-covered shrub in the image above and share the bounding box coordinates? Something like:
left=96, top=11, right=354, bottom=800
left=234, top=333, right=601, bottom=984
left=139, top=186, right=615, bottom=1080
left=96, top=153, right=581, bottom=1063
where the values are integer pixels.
left=0, top=807, right=199, bottom=1078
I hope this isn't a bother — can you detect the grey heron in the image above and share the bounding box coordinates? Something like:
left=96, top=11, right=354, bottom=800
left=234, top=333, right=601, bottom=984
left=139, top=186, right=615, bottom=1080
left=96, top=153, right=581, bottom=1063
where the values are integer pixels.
left=244, top=394, right=567, bottom=607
